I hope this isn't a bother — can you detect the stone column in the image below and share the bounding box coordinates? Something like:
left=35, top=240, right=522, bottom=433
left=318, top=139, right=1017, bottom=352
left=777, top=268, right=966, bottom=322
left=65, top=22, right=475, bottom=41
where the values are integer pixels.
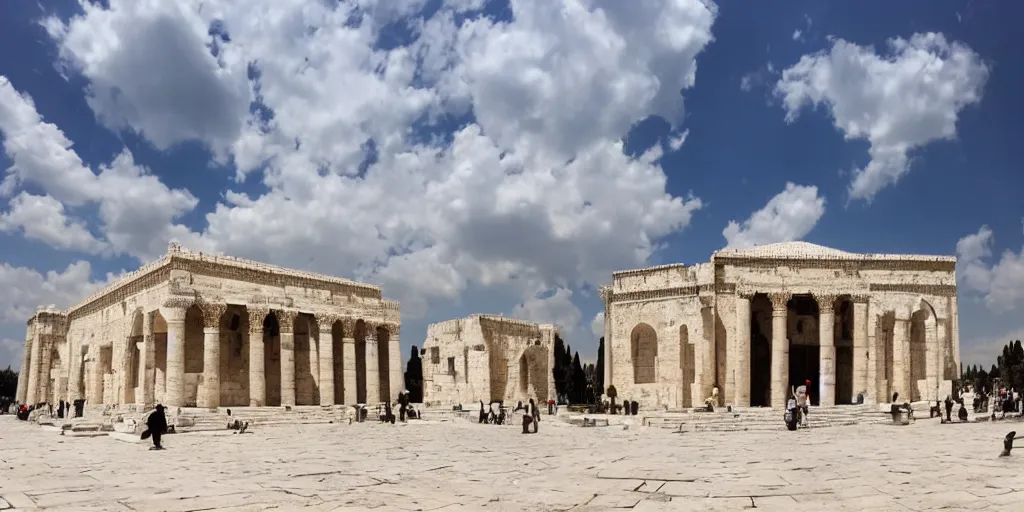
left=342, top=319, right=357, bottom=404
left=248, top=308, right=268, bottom=407
left=88, top=347, right=103, bottom=404
left=817, top=294, right=836, bottom=407
left=892, top=310, right=910, bottom=402
left=16, top=330, right=32, bottom=403
left=39, top=334, right=53, bottom=404
left=698, top=295, right=715, bottom=406
left=26, top=322, right=41, bottom=404
left=924, top=312, right=938, bottom=401
left=601, top=287, right=613, bottom=393
left=200, top=303, right=226, bottom=409
left=867, top=306, right=880, bottom=403
left=388, top=326, right=403, bottom=402
left=161, top=303, right=187, bottom=408
left=68, top=336, right=83, bottom=402
left=734, top=293, right=751, bottom=407
left=951, top=296, right=960, bottom=374
left=316, top=314, right=335, bottom=406
left=365, top=325, right=380, bottom=403
left=769, top=293, right=789, bottom=409
left=277, top=310, right=297, bottom=407
left=853, top=299, right=869, bottom=403
left=141, top=313, right=156, bottom=407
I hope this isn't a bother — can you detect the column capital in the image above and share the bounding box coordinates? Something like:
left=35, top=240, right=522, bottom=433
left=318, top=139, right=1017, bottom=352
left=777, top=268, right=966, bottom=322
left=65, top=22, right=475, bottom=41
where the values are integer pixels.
left=247, top=307, right=269, bottom=330
left=816, top=294, right=838, bottom=314
left=736, top=290, right=755, bottom=300
left=383, top=322, right=401, bottom=337
left=314, top=312, right=337, bottom=330
left=599, top=285, right=613, bottom=304
left=275, top=309, right=298, bottom=334
left=768, top=292, right=790, bottom=312
left=159, top=303, right=188, bottom=323
left=198, top=302, right=227, bottom=329
left=341, top=317, right=357, bottom=335
left=850, top=294, right=870, bottom=304
left=698, top=295, right=714, bottom=308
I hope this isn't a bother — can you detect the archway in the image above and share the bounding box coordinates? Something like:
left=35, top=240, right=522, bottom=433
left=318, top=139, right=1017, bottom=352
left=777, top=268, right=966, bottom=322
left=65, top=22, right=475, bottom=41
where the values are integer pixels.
left=153, top=312, right=168, bottom=404
left=750, top=294, right=773, bottom=407
left=354, top=320, right=367, bottom=403
left=834, top=297, right=855, bottom=405
left=630, top=323, right=658, bottom=384
left=331, top=320, right=345, bottom=404
left=788, top=295, right=819, bottom=405
left=909, top=308, right=930, bottom=401
left=295, top=314, right=319, bottom=405
left=877, top=312, right=896, bottom=401
left=376, top=325, right=391, bottom=402
left=263, top=312, right=281, bottom=406
left=219, top=306, right=250, bottom=407
left=125, top=310, right=144, bottom=404
left=679, top=324, right=694, bottom=408
left=183, top=305, right=204, bottom=406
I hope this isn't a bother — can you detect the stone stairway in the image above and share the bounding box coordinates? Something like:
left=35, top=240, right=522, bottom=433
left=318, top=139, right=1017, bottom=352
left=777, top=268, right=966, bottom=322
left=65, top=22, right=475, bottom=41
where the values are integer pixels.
left=174, top=405, right=350, bottom=432
left=638, top=404, right=894, bottom=433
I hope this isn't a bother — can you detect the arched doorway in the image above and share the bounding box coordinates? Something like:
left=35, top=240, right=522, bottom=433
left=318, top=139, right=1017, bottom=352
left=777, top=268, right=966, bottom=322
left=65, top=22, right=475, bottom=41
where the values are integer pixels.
left=125, top=309, right=144, bottom=404
left=295, top=314, right=319, bottom=405
left=376, top=325, right=391, bottom=402
left=834, top=297, right=855, bottom=405
left=788, top=295, right=819, bottom=405
left=630, top=323, right=657, bottom=384
left=354, top=319, right=367, bottom=403
left=263, top=312, right=281, bottom=407
left=331, top=320, right=345, bottom=405
left=219, top=306, right=250, bottom=407
left=679, top=325, right=694, bottom=408
left=183, top=305, right=204, bottom=407
left=750, top=294, right=773, bottom=407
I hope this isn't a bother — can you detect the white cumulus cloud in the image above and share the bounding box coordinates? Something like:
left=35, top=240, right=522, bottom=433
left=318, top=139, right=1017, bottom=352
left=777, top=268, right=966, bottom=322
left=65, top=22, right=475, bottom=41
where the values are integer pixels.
left=956, top=226, right=1024, bottom=313
left=722, top=183, right=826, bottom=249
left=775, top=33, right=988, bottom=201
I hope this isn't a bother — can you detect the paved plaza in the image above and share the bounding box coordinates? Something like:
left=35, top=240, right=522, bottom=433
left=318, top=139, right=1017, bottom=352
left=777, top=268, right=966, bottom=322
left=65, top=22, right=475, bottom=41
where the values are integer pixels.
left=1, top=415, right=1023, bottom=511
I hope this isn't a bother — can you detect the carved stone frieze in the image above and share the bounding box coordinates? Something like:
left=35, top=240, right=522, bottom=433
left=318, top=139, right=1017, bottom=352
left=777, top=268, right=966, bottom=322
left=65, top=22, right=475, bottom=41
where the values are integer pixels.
left=714, top=255, right=955, bottom=273
left=868, top=283, right=956, bottom=296
left=162, top=297, right=196, bottom=310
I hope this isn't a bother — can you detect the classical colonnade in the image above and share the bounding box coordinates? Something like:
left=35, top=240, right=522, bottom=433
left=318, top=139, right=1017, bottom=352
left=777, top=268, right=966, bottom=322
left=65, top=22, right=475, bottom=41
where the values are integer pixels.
left=18, top=301, right=401, bottom=409
left=629, top=291, right=947, bottom=408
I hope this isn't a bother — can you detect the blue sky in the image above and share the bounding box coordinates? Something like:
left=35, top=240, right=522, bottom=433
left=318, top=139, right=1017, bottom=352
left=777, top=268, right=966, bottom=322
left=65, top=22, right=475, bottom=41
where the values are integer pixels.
left=0, top=0, right=1021, bottom=372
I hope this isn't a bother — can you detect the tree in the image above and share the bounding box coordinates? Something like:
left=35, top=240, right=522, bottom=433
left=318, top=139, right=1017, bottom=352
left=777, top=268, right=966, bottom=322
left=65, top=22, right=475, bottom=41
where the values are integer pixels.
left=552, top=335, right=569, bottom=403
left=570, top=352, right=586, bottom=404
left=0, top=366, right=16, bottom=400
left=595, top=337, right=605, bottom=396
left=404, top=346, right=423, bottom=403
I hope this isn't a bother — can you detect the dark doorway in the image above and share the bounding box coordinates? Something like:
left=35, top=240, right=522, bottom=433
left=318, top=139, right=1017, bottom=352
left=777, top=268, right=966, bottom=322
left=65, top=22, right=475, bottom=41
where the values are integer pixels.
left=790, top=345, right=820, bottom=406
left=750, top=294, right=773, bottom=407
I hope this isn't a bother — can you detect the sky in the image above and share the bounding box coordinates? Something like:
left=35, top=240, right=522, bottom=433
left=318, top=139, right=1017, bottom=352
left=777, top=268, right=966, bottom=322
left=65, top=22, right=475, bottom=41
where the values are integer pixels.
left=0, top=0, right=1022, bottom=374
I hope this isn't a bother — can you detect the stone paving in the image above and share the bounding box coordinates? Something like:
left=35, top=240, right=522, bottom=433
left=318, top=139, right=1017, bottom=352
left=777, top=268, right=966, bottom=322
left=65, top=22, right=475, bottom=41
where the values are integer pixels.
left=1, top=414, right=1023, bottom=511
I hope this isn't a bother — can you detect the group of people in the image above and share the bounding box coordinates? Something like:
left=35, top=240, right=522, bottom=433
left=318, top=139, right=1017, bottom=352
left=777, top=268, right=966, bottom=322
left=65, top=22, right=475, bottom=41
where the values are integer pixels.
left=475, top=398, right=543, bottom=434
left=377, top=390, right=418, bottom=424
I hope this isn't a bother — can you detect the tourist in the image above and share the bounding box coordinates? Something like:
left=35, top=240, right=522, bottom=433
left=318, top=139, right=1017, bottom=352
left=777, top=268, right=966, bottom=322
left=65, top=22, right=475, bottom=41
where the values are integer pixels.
left=794, top=380, right=809, bottom=427
left=398, top=390, right=409, bottom=422
left=530, top=398, right=540, bottom=433
left=145, top=404, right=168, bottom=450
left=944, top=395, right=954, bottom=423
left=521, top=399, right=534, bottom=434
left=478, top=400, right=487, bottom=424
left=958, top=400, right=969, bottom=422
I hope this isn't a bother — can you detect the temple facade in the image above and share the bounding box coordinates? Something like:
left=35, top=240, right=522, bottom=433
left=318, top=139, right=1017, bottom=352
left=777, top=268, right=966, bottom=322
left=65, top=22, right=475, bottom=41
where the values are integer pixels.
left=421, top=315, right=557, bottom=406
left=600, top=242, right=960, bottom=410
left=15, top=243, right=402, bottom=409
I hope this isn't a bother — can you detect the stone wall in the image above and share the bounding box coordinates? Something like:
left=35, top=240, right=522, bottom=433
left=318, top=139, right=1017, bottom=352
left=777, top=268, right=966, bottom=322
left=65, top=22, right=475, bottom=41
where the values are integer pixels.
left=422, top=315, right=557, bottom=407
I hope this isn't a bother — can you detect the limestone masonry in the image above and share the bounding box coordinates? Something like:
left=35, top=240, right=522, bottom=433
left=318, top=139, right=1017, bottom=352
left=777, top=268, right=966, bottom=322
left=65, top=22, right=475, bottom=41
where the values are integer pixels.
left=421, top=315, right=557, bottom=406
left=15, top=243, right=403, bottom=409
left=601, top=241, right=960, bottom=410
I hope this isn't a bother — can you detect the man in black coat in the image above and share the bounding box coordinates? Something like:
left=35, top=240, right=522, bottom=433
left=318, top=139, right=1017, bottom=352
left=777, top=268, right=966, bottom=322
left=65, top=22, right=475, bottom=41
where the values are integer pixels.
left=145, top=404, right=168, bottom=450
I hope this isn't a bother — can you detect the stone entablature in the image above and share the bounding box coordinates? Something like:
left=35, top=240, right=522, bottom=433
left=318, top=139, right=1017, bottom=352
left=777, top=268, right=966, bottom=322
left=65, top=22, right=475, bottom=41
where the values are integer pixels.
left=421, top=315, right=557, bottom=407
left=15, top=243, right=403, bottom=412
left=603, top=241, right=960, bottom=411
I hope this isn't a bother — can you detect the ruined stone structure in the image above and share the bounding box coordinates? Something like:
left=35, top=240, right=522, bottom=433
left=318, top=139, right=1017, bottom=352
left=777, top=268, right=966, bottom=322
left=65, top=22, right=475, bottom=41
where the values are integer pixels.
left=601, top=242, right=960, bottom=410
left=14, top=243, right=402, bottom=409
left=421, top=315, right=557, bottom=406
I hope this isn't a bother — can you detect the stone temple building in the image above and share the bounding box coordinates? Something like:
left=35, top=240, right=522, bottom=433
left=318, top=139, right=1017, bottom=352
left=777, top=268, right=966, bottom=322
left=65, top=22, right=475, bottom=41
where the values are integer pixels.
left=421, top=315, right=557, bottom=406
left=14, top=243, right=402, bottom=410
left=599, top=242, right=960, bottom=410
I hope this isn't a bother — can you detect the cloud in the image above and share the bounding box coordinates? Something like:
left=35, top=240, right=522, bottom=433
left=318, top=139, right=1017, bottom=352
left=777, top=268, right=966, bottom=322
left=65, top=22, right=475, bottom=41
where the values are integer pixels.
left=775, top=33, right=988, bottom=201
left=0, top=192, right=108, bottom=254
left=590, top=311, right=605, bottom=340
left=961, top=328, right=1024, bottom=370
left=513, top=287, right=585, bottom=342
left=21, top=0, right=718, bottom=349
left=0, top=76, right=205, bottom=263
left=722, top=183, right=826, bottom=249
left=956, top=226, right=1024, bottom=313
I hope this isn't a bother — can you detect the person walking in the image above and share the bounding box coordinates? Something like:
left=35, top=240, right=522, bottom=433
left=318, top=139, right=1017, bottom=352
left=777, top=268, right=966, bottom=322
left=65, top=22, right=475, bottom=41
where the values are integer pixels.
left=143, top=404, right=168, bottom=450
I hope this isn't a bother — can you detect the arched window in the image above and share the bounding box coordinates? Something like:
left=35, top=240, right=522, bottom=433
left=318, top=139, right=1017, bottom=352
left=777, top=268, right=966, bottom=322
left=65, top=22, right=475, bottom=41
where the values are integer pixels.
left=631, top=323, right=658, bottom=384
